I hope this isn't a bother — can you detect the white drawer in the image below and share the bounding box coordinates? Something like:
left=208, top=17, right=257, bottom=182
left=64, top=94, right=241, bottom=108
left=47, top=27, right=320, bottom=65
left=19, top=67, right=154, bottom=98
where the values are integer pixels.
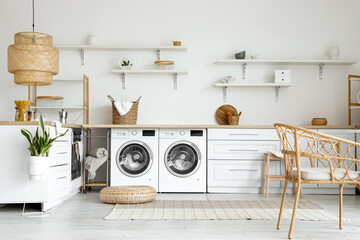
left=208, top=140, right=280, bottom=160
left=208, top=160, right=280, bottom=188
left=47, top=170, right=69, bottom=202
left=208, top=129, right=278, bottom=141
left=48, top=147, right=70, bottom=166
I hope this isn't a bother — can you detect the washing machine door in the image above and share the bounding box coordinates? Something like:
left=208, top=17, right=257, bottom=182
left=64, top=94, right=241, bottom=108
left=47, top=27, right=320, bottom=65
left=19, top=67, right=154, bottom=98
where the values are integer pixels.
left=164, top=141, right=201, bottom=178
left=116, top=141, right=153, bottom=177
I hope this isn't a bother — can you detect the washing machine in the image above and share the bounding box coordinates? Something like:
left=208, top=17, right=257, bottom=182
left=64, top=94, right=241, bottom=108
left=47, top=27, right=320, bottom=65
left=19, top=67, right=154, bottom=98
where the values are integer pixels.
left=111, top=129, right=158, bottom=191
left=159, top=129, right=206, bottom=192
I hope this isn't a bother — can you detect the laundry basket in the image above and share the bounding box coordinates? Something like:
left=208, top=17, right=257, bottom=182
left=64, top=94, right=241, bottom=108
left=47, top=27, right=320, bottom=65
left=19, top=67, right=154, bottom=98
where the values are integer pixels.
left=108, top=95, right=141, bottom=125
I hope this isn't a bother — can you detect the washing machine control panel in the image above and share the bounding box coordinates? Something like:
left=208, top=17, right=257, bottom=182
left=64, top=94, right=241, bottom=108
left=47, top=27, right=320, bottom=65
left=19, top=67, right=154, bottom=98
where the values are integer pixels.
left=160, top=129, right=206, bottom=139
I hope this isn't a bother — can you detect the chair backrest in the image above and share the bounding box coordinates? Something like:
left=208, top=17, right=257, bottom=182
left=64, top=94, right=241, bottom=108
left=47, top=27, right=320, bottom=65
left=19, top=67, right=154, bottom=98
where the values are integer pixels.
left=274, top=123, right=360, bottom=183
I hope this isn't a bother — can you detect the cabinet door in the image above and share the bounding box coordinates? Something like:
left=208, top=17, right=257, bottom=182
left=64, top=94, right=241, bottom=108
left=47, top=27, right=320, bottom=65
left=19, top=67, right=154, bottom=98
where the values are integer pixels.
left=317, top=130, right=356, bottom=189
left=208, top=141, right=280, bottom=160
left=208, top=160, right=280, bottom=188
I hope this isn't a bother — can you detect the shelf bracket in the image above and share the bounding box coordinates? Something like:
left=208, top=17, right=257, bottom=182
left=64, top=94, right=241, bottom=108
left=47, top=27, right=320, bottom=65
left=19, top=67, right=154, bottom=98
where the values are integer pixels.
left=157, top=49, right=161, bottom=61
left=121, top=73, right=126, bottom=89
left=275, top=86, right=280, bottom=103
left=242, top=63, right=247, bottom=80
left=319, top=63, right=324, bottom=80
left=80, top=48, right=85, bottom=66
left=223, top=86, right=228, bottom=102
left=174, top=73, right=178, bottom=90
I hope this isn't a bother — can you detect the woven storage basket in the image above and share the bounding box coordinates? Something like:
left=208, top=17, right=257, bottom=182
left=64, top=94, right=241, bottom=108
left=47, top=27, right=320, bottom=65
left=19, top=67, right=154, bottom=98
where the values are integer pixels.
left=100, top=185, right=157, bottom=204
left=108, top=95, right=141, bottom=125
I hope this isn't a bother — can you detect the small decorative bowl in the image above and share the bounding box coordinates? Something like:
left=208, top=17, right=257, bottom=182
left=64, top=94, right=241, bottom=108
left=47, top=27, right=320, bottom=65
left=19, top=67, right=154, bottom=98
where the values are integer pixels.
left=311, top=118, right=328, bottom=126
left=173, top=41, right=181, bottom=46
left=154, top=60, right=174, bottom=70
left=235, top=51, right=246, bottom=59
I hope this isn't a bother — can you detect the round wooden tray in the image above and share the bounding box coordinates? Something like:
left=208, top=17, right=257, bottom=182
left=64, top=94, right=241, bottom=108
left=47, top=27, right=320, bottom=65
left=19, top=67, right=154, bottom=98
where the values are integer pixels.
left=216, top=105, right=238, bottom=125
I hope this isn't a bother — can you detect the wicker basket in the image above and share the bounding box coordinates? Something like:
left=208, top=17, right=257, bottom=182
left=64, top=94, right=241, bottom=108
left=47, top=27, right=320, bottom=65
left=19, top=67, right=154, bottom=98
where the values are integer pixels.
left=108, top=95, right=141, bottom=125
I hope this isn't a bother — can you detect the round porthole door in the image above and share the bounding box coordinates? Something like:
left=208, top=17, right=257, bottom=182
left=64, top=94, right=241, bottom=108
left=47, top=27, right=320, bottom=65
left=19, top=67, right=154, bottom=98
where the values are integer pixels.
left=116, top=141, right=153, bottom=177
left=164, top=141, right=201, bottom=178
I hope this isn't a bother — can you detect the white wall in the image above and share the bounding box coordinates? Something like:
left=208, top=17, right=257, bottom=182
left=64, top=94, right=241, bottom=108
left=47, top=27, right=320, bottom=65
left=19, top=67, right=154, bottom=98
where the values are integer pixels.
left=1, top=0, right=360, bottom=125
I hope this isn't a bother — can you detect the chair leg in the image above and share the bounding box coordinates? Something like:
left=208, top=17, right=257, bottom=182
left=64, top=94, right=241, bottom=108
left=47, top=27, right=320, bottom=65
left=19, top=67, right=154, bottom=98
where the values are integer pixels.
left=288, top=182, right=302, bottom=239
left=261, top=155, right=268, bottom=195
left=339, top=184, right=344, bottom=230
left=277, top=179, right=288, bottom=230
left=300, top=185, right=303, bottom=198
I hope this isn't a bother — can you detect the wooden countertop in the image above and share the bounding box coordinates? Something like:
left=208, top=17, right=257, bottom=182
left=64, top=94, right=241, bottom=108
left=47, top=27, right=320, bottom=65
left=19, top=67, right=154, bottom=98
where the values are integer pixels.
left=1, top=122, right=357, bottom=130
left=0, top=121, right=82, bottom=128
left=82, top=124, right=357, bottom=129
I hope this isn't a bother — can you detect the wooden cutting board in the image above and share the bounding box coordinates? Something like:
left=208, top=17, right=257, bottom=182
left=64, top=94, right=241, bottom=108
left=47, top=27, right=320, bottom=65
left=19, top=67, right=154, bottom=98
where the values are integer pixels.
left=216, top=105, right=238, bottom=125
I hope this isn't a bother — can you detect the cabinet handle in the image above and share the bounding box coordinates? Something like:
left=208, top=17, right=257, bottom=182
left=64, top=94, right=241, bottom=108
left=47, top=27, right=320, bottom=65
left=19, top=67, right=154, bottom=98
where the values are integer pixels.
left=229, top=133, right=258, bottom=136
left=55, top=140, right=68, bottom=142
left=229, top=169, right=259, bottom=172
left=229, top=149, right=258, bottom=152
left=57, top=152, right=68, bottom=155
left=57, top=176, right=67, bottom=180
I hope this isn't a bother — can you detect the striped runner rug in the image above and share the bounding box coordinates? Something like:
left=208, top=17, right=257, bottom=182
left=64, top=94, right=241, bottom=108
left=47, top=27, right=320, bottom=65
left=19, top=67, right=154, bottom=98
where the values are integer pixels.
left=104, top=200, right=346, bottom=221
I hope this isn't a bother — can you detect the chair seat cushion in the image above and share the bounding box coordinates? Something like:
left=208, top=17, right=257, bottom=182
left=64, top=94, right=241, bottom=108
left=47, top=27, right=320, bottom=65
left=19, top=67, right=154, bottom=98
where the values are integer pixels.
left=100, top=185, right=157, bottom=204
left=292, top=167, right=360, bottom=181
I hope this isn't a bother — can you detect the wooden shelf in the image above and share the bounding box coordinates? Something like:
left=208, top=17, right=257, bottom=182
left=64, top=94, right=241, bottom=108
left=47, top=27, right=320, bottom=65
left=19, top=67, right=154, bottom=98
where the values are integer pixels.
left=112, top=69, right=188, bottom=90
left=32, top=106, right=86, bottom=110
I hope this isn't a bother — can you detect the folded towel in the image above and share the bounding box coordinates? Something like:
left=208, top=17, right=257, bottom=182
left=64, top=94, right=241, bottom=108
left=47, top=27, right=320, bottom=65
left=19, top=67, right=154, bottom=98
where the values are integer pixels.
left=88, top=148, right=108, bottom=158
left=114, top=100, right=133, bottom=116
left=85, top=156, right=107, bottom=180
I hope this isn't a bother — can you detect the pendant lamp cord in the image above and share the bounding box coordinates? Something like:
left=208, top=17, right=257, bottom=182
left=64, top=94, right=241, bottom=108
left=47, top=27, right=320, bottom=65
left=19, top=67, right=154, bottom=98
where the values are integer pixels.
left=32, top=0, right=35, bottom=32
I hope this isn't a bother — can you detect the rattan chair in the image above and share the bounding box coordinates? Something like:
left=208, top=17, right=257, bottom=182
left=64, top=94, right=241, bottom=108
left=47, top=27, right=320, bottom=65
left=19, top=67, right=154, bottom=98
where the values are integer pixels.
left=274, top=123, right=360, bottom=239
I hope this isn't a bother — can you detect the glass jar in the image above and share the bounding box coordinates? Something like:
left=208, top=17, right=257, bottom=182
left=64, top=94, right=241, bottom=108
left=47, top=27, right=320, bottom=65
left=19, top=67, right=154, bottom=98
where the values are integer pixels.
left=27, top=111, right=36, bottom=121
left=18, top=108, right=28, bottom=121
left=14, top=107, right=19, bottom=121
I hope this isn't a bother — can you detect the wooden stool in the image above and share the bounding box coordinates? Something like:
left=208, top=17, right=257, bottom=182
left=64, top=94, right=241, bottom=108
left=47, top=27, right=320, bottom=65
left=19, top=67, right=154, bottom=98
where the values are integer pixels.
left=261, top=153, right=303, bottom=197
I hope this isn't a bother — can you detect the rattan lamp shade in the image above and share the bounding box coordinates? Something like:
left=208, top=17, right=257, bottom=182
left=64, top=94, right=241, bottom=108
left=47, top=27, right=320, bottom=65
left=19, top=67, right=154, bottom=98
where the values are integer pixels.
left=8, top=32, right=59, bottom=86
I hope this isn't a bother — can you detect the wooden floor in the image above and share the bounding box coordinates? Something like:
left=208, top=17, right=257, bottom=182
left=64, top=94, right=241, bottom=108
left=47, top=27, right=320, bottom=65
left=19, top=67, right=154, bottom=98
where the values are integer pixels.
left=0, top=191, right=359, bottom=240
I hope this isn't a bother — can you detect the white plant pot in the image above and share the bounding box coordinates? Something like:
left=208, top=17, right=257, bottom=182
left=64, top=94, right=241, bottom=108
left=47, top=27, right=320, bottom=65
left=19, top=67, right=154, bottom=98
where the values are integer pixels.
left=28, top=156, right=49, bottom=181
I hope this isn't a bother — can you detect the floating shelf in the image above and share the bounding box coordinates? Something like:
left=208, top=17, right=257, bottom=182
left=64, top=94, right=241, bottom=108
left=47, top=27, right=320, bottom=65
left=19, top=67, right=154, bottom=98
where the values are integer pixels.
left=215, top=59, right=358, bottom=65
left=215, top=59, right=358, bottom=80
left=57, top=44, right=187, bottom=65
left=214, top=82, right=293, bottom=103
left=32, top=106, right=86, bottom=110
left=53, top=76, right=83, bottom=82
left=112, top=69, right=189, bottom=89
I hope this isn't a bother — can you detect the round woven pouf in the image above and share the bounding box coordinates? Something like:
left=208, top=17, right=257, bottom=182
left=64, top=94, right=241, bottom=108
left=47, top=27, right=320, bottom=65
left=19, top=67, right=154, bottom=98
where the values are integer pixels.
left=100, top=185, right=157, bottom=204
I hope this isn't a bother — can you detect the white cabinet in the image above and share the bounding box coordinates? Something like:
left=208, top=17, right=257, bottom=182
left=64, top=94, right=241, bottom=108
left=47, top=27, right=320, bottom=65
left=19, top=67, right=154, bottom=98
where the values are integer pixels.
left=207, top=129, right=280, bottom=193
left=0, top=125, right=73, bottom=211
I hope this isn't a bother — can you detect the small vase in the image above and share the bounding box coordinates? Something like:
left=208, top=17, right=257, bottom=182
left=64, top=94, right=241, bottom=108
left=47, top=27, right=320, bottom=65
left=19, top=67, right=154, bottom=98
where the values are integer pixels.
left=28, top=156, right=49, bottom=180
left=328, top=47, right=340, bottom=60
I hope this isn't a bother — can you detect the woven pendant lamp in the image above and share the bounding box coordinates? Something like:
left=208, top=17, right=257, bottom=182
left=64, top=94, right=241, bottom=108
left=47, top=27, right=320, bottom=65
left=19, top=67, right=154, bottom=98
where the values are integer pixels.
left=7, top=1, right=59, bottom=86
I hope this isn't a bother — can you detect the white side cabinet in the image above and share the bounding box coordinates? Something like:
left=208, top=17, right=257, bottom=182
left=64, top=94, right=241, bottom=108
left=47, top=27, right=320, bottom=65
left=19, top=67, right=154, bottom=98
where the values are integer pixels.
left=0, top=125, right=73, bottom=211
left=207, top=129, right=281, bottom=193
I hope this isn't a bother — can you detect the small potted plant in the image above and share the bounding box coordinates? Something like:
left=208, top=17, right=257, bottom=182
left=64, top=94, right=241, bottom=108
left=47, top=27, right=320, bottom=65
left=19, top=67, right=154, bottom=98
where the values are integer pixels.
left=119, top=58, right=133, bottom=70
left=21, top=115, right=68, bottom=180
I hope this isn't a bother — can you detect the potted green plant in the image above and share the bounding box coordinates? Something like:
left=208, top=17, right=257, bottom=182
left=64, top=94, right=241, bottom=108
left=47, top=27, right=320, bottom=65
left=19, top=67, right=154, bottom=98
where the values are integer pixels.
left=21, top=115, right=68, bottom=180
left=119, top=58, right=133, bottom=70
